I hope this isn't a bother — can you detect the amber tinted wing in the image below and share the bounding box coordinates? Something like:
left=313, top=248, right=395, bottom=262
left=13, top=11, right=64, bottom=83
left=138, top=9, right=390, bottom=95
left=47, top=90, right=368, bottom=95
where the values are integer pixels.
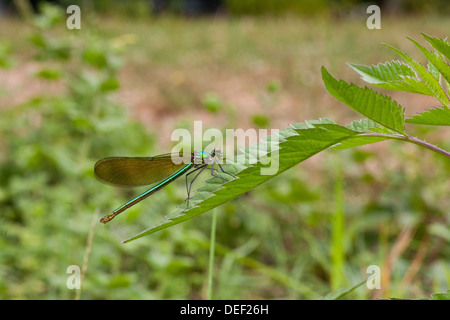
left=94, top=153, right=192, bottom=186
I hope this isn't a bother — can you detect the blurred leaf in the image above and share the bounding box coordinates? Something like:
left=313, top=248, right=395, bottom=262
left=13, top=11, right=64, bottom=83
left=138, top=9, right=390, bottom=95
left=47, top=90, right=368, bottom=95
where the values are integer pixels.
left=108, top=274, right=132, bottom=288
left=33, top=3, right=63, bottom=29
left=321, top=279, right=366, bottom=300
left=267, top=177, right=319, bottom=203
left=351, top=149, right=374, bottom=163
left=29, top=33, right=71, bottom=61
left=202, top=93, right=222, bottom=113
left=29, top=33, right=47, bottom=49
left=251, top=114, right=270, bottom=127
left=83, top=48, right=108, bottom=69
left=100, top=77, right=120, bottom=92
left=34, top=68, right=62, bottom=80
left=428, top=223, right=450, bottom=241
left=431, top=291, right=450, bottom=300
left=0, top=41, right=15, bottom=69
left=49, top=42, right=71, bottom=61
left=267, top=80, right=281, bottom=93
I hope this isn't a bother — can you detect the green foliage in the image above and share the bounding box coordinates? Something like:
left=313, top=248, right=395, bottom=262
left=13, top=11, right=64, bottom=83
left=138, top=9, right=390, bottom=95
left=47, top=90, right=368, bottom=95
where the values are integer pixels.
left=225, top=0, right=330, bottom=16
left=431, top=290, right=450, bottom=300
left=348, top=61, right=433, bottom=95
left=0, top=6, right=152, bottom=299
left=202, top=92, right=223, bottom=114
left=383, top=43, right=449, bottom=106
left=406, top=107, right=450, bottom=126
left=322, top=68, right=406, bottom=134
left=251, top=114, right=270, bottom=127
left=0, top=41, right=15, bottom=69
left=1, top=8, right=448, bottom=300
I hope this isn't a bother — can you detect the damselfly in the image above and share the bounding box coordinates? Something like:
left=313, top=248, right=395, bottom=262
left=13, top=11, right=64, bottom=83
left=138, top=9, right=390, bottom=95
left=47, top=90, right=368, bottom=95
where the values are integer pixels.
left=94, top=148, right=233, bottom=224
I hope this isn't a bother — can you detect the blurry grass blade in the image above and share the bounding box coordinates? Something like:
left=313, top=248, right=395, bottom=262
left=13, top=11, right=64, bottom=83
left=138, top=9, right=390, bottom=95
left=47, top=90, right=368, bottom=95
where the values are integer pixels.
left=330, top=153, right=345, bottom=290
left=193, top=237, right=317, bottom=297
left=321, top=279, right=367, bottom=300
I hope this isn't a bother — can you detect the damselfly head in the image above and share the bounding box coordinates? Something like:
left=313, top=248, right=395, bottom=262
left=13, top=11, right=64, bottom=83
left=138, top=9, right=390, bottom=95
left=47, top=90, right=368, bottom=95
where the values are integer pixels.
left=212, top=147, right=222, bottom=159
left=193, top=148, right=223, bottom=165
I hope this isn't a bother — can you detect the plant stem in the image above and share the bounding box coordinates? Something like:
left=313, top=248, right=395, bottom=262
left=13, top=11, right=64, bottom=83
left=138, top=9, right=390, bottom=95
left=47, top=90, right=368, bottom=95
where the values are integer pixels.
left=207, top=209, right=217, bottom=300
left=363, top=132, right=450, bottom=158
left=404, top=135, right=450, bottom=158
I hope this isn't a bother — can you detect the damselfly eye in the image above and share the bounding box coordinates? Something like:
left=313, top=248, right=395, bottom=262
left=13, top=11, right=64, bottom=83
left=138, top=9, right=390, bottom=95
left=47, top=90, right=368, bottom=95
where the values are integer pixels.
left=213, top=148, right=222, bottom=158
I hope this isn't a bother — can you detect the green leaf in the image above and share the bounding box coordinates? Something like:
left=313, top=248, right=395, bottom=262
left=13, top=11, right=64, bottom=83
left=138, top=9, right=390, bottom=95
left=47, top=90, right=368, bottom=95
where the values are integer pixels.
left=384, top=43, right=449, bottom=106
left=202, top=92, right=222, bottom=113
left=376, top=77, right=434, bottom=96
left=122, top=119, right=362, bottom=243
left=82, top=48, right=108, bottom=69
left=346, top=117, right=388, bottom=132
left=431, top=290, right=450, bottom=300
left=0, top=41, right=15, bottom=69
left=332, top=136, right=387, bottom=150
left=349, top=60, right=415, bottom=83
left=427, top=55, right=441, bottom=81
left=252, top=114, right=270, bottom=127
left=406, top=106, right=450, bottom=126
left=322, top=67, right=405, bottom=134
left=349, top=61, right=433, bottom=95
left=408, top=37, right=450, bottom=95
left=100, top=77, right=120, bottom=92
left=331, top=119, right=395, bottom=150
left=422, top=34, right=450, bottom=61
left=34, top=68, right=62, bottom=80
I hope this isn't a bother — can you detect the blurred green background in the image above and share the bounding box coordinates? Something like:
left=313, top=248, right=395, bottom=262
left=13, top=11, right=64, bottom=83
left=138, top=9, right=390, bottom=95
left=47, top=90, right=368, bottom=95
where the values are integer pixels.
left=0, top=0, right=449, bottom=299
